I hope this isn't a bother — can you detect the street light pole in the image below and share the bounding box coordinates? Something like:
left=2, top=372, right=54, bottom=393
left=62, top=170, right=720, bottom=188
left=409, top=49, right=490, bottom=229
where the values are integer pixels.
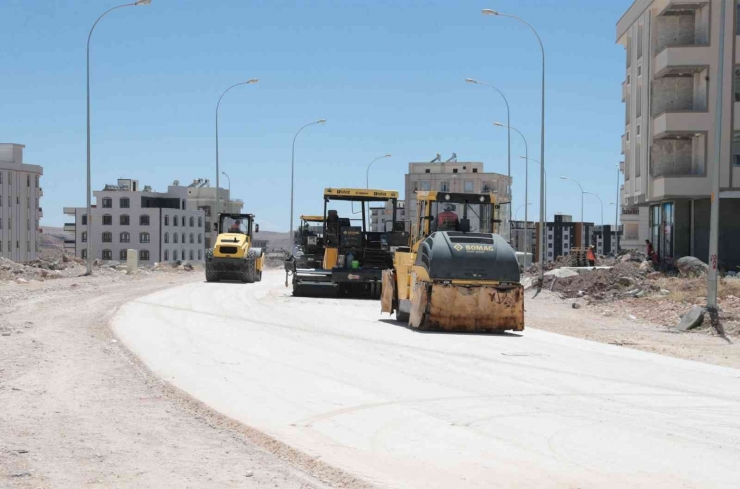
left=215, top=79, right=258, bottom=220
left=85, top=0, right=151, bottom=276
left=366, top=154, right=392, bottom=224
left=515, top=203, right=532, bottom=222
left=221, top=171, right=231, bottom=203
left=560, top=176, right=584, bottom=224
left=483, top=8, right=546, bottom=285
left=290, top=120, right=326, bottom=250
left=495, top=122, right=528, bottom=260
left=465, top=78, right=511, bottom=200
left=584, top=192, right=603, bottom=226
left=615, top=163, right=621, bottom=253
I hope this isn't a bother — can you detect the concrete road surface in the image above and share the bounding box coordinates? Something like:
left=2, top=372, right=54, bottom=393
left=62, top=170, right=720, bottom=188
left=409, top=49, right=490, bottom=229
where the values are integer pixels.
left=114, top=271, right=740, bottom=489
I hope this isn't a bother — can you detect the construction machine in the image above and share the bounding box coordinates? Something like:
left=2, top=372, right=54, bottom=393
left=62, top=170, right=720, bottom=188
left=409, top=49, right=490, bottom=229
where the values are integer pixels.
left=286, top=188, right=408, bottom=298
left=381, top=191, right=524, bottom=333
left=293, top=215, right=325, bottom=270
left=205, top=213, right=265, bottom=283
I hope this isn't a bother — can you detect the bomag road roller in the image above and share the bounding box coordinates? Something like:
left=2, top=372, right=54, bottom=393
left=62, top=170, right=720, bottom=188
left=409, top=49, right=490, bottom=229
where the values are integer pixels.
left=205, top=212, right=265, bottom=283
left=287, top=188, right=408, bottom=298
left=381, top=190, right=524, bottom=333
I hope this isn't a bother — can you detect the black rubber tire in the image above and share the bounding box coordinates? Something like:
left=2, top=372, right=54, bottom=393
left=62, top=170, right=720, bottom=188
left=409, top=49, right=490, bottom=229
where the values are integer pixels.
left=256, top=269, right=263, bottom=282
left=395, top=310, right=410, bottom=322
left=242, top=250, right=257, bottom=283
left=205, top=249, right=220, bottom=282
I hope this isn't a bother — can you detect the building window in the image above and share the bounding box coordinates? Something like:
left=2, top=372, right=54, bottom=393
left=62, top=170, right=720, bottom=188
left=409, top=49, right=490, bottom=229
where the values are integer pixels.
left=198, top=233, right=202, bottom=244
left=102, top=232, right=112, bottom=243
left=419, top=181, right=431, bottom=191
left=120, top=232, right=130, bottom=243
left=189, top=250, right=194, bottom=261
left=182, top=233, right=185, bottom=243
left=102, top=197, right=112, bottom=208
left=35, top=175, right=39, bottom=187
left=173, top=233, right=178, bottom=243
left=120, top=197, right=130, bottom=208
left=626, top=131, right=630, bottom=143
left=181, top=250, right=185, bottom=260
left=82, top=215, right=87, bottom=225
left=81, top=232, right=87, bottom=243
left=164, top=215, right=170, bottom=226
left=164, top=250, right=169, bottom=261
left=189, top=216, right=194, bottom=227
left=189, top=233, right=194, bottom=244
left=636, top=124, right=641, bottom=137
left=440, top=182, right=449, bottom=192
left=120, top=249, right=128, bottom=260
left=173, top=216, right=178, bottom=226
left=172, top=249, right=177, bottom=260
left=198, top=217, right=202, bottom=227
left=464, top=181, right=474, bottom=192
left=120, top=214, right=130, bottom=225
left=164, top=232, right=169, bottom=244
left=548, top=243, right=553, bottom=248
left=81, top=249, right=87, bottom=259
left=102, top=249, right=112, bottom=260
left=0, top=218, right=2, bottom=229
left=140, top=232, right=150, bottom=243
left=140, top=215, right=150, bottom=226
left=198, top=249, right=202, bottom=260
left=140, top=250, right=150, bottom=261
left=733, top=133, right=740, bottom=166
left=102, top=215, right=112, bottom=225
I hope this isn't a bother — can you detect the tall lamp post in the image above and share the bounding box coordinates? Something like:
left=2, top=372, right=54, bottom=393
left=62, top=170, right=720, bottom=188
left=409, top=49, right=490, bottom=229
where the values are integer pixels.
left=615, top=163, right=622, bottom=253
left=465, top=78, right=511, bottom=200
left=520, top=155, right=547, bottom=255
left=483, top=8, right=546, bottom=284
left=85, top=0, right=152, bottom=275
left=560, top=176, right=584, bottom=224
left=515, top=203, right=532, bottom=221
left=289, top=120, right=326, bottom=248
left=366, top=154, right=392, bottom=222
left=495, top=122, right=529, bottom=259
left=221, top=171, right=231, bottom=205
left=584, top=192, right=603, bottom=226
left=215, top=79, right=258, bottom=219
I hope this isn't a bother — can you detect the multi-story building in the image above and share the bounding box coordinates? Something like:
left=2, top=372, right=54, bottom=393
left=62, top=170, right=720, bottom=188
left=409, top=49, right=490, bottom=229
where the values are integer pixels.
left=590, top=225, right=623, bottom=256
left=534, top=214, right=595, bottom=263
left=618, top=0, right=740, bottom=268
left=370, top=200, right=406, bottom=232
left=404, top=156, right=512, bottom=236
left=185, top=178, right=243, bottom=249
left=0, top=143, right=43, bottom=262
left=510, top=220, right=537, bottom=255
left=64, top=178, right=205, bottom=264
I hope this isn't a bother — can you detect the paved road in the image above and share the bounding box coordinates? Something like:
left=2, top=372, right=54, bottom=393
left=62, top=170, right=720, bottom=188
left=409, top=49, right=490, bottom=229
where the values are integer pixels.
left=114, top=271, right=740, bottom=489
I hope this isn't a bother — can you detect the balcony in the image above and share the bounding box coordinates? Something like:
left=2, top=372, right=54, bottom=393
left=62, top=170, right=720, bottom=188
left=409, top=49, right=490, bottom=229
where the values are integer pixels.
left=63, top=207, right=77, bottom=215
left=654, top=46, right=709, bottom=78
left=63, top=240, right=76, bottom=249
left=622, top=81, right=627, bottom=103
left=63, top=222, right=76, bottom=233
left=38, top=207, right=43, bottom=218
left=653, top=111, right=710, bottom=139
left=38, top=187, right=43, bottom=197
left=652, top=175, right=710, bottom=199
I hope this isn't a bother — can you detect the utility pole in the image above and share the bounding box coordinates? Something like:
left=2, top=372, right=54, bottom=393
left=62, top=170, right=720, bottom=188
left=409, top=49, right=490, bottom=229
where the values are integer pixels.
left=615, top=163, right=621, bottom=253
left=707, top=0, right=728, bottom=316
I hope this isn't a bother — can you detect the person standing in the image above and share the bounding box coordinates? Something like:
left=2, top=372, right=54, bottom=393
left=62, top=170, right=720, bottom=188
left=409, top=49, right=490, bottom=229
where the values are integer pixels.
left=587, top=245, right=596, bottom=267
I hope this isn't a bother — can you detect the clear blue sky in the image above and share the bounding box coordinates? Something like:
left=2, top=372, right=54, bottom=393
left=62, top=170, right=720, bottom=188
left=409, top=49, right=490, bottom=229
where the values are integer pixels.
left=2, top=0, right=631, bottom=230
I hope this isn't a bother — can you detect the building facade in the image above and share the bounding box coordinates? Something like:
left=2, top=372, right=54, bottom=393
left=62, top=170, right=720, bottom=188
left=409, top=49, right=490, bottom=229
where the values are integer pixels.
left=185, top=178, right=243, bottom=249
left=618, top=0, right=740, bottom=268
left=590, top=225, right=623, bottom=256
left=534, top=214, right=595, bottom=263
left=0, top=143, right=43, bottom=262
left=511, top=220, right=537, bottom=255
left=370, top=200, right=406, bottom=232
left=404, top=157, right=512, bottom=235
left=64, top=179, right=205, bottom=264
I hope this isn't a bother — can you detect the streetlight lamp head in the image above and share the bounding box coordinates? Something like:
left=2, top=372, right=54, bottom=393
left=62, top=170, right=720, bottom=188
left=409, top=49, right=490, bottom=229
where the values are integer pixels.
left=559, top=176, right=568, bottom=180
left=493, top=122, right=504, bottom=127
left=384, top=154, right=392, bottom=158
left=246, top=78, right=259, bottom=84
left=519, top=155, right=527, bottom=160
left=481, top=9, right=500, bottom=15
left=317, top=119, right=326, bottom=124
left=134, top=0, right=151, bottom=5
left=464, top=78, right=478, bottom=84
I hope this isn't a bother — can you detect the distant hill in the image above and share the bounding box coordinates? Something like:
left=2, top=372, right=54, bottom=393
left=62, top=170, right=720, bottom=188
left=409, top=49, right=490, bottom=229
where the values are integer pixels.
left=40, top=226, right=73, bottom=260
left=257, top=231, right=291, bottom=253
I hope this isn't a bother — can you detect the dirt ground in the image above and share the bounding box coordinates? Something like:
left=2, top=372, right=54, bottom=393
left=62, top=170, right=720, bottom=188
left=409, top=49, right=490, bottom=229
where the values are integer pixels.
left=525, top=288, right=740, bottom=369
left=0, top=271, right=361, bottom=489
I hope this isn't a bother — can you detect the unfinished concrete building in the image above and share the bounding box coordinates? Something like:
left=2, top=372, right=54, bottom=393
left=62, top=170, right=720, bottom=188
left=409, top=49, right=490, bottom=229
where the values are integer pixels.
left=617, top=0, right=740, bottom=269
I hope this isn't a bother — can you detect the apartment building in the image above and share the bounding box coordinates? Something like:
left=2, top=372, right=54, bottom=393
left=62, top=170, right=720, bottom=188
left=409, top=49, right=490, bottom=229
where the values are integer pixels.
left=0, top=143, right=43, bottom=262
left=618, top=0, right=740, bottom=268
left=404, top=156, right=512, bottom=237
left=590, top=225, right=623, bottom=256
left=370, top=200, right=406, bottom=232
left=510, top=220, right=537, bottom=255
left=185, top=178, right=243, bottom=248
left=534, top=214, right=595, bottom=264
left=64, top=179, right=205, bottom=264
